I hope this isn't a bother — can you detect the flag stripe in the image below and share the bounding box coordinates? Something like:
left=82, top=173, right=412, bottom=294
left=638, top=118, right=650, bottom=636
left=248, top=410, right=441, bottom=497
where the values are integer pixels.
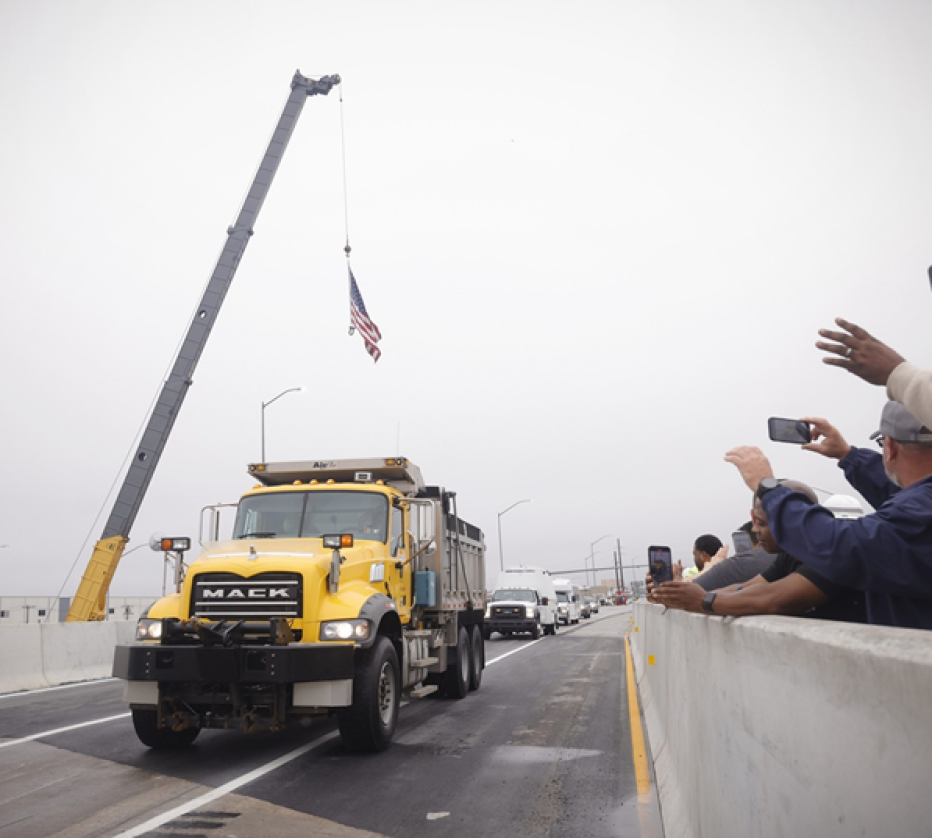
left=349, top=269, right=382, bottom=362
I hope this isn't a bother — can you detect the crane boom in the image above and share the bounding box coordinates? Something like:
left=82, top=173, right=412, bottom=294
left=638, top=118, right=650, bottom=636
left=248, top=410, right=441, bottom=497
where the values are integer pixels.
left=66, top=71, right=341, bottom=621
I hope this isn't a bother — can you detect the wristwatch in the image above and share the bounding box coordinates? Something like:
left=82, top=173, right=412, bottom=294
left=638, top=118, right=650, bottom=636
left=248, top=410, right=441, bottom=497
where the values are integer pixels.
left=701, top=591, right=717, bottom=613
left=756, top=476, right=780, bottom=500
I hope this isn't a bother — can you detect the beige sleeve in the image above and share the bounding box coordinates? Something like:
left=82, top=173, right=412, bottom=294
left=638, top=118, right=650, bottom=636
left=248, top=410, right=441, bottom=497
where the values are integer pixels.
left=887, top=361, right=932, bottom=430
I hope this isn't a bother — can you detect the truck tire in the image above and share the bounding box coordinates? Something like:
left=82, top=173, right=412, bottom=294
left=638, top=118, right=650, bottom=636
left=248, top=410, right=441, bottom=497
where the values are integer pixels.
left=132, top=708, right=200, bottom=749
left=469, top=624, right=484, bottom=691
left=337, top=636, right=399, bottom=752
left=441, top=626, right=470, bottom=699
left=531, top=619, right=541, bottom=640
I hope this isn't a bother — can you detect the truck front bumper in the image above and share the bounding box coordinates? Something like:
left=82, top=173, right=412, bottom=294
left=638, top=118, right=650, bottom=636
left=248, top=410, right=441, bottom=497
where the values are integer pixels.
left=486, top=618, right=537, bottom=634
left=113, top=642, right=355, bottom=684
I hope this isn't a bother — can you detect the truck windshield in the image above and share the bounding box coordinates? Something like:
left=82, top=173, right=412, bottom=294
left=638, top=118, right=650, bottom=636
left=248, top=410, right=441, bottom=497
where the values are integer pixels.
left=232, top=491, right=389, bottom=543
left=556, top=591, right=569, bottom=602
left=492, top=589, right=537, bottom=603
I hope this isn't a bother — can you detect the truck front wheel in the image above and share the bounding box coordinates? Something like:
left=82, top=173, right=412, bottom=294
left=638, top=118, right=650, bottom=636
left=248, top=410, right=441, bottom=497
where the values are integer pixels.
left=132, top=708, right=200, bottom=749
left=338, top=636, right=400, bottom=752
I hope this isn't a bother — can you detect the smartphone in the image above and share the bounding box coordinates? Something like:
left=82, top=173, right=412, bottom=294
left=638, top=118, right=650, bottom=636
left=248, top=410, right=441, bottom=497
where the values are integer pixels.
left=768, top=417, right=812, bottom=445
left=648, top=545, right=673, bottom=584
left=732, top=531, right=753, bottom=553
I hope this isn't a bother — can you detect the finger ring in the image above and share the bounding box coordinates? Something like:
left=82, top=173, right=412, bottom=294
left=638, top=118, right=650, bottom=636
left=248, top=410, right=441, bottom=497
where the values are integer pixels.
left=845, top=347, right=853, bottom=358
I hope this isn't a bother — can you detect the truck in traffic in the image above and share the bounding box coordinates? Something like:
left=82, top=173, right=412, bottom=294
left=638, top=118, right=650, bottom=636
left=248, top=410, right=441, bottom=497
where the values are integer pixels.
left=552, top=578, right=582, bottom=625
left=113, top=457, right=486, bottom=752
left=485, top=565, right=559, bottom=638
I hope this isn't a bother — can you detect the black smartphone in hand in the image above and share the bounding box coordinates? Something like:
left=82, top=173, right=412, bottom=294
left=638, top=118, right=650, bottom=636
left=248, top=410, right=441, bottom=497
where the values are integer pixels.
left=648, top=545, right=673, bottom=584
left=768, top=417, right=812, bottom=444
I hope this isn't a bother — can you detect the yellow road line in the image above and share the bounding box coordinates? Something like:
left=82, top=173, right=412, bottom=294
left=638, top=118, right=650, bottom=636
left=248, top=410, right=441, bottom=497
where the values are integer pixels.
left=624, top=633, right=651, bottom=797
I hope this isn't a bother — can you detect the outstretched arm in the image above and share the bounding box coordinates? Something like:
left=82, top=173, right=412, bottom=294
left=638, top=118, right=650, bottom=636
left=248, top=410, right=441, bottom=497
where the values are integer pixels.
left=649, top=574, right=828, bottom=616
left=816, top=318, right=905, bottom=386
left=724, top=446, right=774, bottom=492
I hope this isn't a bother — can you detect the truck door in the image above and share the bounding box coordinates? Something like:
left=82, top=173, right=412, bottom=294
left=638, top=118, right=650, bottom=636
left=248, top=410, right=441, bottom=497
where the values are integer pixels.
left=388, top=503, right=413, bottom=623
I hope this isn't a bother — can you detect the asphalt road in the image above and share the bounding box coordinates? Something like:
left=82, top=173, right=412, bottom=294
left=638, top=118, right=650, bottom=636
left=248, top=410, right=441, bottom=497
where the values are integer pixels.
left=0, top=605, right=662, bottom=838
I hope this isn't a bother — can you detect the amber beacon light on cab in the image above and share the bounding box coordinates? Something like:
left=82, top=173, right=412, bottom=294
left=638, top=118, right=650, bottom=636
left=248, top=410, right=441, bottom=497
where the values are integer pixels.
left=113, top=457, right=487, bottom=753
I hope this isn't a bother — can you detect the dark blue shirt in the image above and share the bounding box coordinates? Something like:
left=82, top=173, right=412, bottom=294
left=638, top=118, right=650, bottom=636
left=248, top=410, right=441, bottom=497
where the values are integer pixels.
left=761, top=446, right=932, bottom=631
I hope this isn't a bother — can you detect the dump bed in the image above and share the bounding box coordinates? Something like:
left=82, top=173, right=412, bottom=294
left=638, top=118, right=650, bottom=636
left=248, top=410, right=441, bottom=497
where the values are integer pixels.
left=248, top=457, right=424, bottom=494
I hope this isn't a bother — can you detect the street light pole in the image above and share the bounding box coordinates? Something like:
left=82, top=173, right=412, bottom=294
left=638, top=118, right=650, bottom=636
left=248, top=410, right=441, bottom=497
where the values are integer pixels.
left=261, top=386, right=304, bottom=461
left=497, top=499, right=532, bottom=572
left=589, top=533, right=612, bottom=588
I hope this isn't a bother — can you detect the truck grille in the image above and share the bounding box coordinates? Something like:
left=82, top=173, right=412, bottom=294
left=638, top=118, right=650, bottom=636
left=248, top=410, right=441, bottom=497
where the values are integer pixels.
left=490, top=605, right=526, bottom=618
left=190, top=572, right=303, bottom=619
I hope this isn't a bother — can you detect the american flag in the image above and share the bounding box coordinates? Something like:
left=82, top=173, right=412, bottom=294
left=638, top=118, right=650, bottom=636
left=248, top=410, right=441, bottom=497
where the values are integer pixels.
left=348, top=268, right=382, bottom=362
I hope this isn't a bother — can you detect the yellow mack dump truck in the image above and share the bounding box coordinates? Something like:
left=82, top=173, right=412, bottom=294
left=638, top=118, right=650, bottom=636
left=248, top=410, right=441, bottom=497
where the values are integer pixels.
left=112, top=457, right=487, bottom=752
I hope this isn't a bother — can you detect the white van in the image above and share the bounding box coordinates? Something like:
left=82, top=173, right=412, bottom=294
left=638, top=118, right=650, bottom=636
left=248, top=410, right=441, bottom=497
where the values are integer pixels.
left=486, top=566, right=559, bottom=638
left=552, top=578, right=581, bottom=625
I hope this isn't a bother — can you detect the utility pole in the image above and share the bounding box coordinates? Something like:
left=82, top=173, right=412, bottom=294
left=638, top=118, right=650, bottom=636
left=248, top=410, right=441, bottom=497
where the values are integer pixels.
left=617, top=537, right=625, bottom=590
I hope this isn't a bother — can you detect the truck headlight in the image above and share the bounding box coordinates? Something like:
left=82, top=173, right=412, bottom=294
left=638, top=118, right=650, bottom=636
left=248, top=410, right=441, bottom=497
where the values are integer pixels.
left=320, top=619, right=371, bottom=641
left=135, top=618, right=163, bottom=641
left=525, top=606, right=535, bottom=618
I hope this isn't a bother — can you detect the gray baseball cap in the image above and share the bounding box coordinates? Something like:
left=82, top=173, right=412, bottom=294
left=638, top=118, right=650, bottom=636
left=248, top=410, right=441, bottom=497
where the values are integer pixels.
left=871, top=400, right=932, bottom=444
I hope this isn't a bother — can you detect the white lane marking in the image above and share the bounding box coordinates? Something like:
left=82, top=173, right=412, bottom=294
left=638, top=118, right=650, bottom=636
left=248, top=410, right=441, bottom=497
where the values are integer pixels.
left=112, top=730, right=340, bottom=838
left=0, top=678, right=118, bottom=700
left=484, top=612, right=619, bottom=667
left=0, top=712, right=131, bottom=749
left=485, top=637, right=544, bottom=666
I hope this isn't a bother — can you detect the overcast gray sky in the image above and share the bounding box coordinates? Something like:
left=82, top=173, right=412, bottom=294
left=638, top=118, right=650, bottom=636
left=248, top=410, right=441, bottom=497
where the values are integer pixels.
left=2, top=0, right=932, bottom=597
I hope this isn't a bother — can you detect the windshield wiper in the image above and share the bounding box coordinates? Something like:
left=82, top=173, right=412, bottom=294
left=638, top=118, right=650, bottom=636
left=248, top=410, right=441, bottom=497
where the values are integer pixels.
left=239, top=532, right=277, bottom=539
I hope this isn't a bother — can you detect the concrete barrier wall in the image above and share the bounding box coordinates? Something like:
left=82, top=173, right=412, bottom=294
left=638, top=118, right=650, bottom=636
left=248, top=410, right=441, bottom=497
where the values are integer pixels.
left=630, top=601, right=932, bottom=838
left=0, top=621, right=136, bottom=694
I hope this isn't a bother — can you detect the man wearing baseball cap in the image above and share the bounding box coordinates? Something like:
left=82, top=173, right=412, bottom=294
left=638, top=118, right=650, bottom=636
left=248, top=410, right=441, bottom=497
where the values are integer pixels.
left=724, top=401, right=932, bottom=630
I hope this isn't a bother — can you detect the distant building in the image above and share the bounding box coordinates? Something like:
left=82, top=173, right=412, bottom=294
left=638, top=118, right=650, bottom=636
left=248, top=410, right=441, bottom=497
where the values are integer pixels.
left=0, top=595, right=157, bottom=624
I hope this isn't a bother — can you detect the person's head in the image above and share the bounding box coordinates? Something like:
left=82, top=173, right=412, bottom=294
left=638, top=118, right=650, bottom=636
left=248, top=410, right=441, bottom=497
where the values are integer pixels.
left=872, top=400, right=932, bottom=489
left=751, top=479, right=818, bottom=554
left=692, top=534, right=723, bottom=570
left=738, top=520, right=760, bottom=546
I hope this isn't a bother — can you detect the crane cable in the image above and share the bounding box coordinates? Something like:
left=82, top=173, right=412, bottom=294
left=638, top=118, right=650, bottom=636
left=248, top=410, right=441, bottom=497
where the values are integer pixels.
left=339, top=83, right=356, bottom=336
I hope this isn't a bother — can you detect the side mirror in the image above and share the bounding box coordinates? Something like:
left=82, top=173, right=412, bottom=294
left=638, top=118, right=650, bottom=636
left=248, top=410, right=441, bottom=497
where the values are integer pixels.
left=541, top=596, right=549, bottom=606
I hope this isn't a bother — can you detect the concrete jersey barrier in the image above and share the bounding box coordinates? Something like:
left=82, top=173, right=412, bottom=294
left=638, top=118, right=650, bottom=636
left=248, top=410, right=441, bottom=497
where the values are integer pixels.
left=0, top=621, right=136, bottom=694
left=630, top=601, right=932, bottom=838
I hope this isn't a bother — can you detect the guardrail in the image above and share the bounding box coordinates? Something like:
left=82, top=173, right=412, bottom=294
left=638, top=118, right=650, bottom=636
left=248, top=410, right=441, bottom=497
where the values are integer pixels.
left=0, top=621, right=136, bottom=693
left=629, top=601, right=932, bottom=838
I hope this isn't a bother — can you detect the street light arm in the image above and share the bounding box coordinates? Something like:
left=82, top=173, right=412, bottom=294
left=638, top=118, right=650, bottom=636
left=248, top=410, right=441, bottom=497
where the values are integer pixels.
left=262, top=386, right=304, bottom=409
left=499, top=498, right=532, bottom=518
left=261, top=386, right=305, bottom=461
left=589, top=533, right=613, bottom=551
left=497, top=498, right=532, bottom=572
left=587, top=533, right=612, bottom=588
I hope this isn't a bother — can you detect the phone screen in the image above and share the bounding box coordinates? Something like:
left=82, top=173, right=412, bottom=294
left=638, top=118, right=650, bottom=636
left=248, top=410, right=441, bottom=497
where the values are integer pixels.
left=732, top=531, right=753, bottom=553
left=767, top=417, right=812, bottom=444
left=648, top=545, right=673, bottom=584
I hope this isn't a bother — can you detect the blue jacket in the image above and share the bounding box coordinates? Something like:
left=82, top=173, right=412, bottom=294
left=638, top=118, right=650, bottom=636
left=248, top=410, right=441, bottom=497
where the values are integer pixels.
left=762, top=447, right=932, bottom=630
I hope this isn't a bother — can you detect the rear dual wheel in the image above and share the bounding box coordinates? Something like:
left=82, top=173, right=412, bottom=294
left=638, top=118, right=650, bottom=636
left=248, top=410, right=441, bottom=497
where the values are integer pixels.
left=442, top=626, right=471, bottom=699
left=443, top=625, right=485, bottom=697
left=469, top=624, right=484, bottom=691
